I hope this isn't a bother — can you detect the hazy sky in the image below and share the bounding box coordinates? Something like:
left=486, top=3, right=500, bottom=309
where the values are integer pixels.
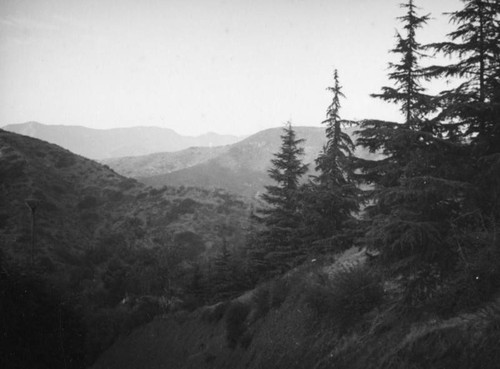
left=1, top=0, right=460, bottom=136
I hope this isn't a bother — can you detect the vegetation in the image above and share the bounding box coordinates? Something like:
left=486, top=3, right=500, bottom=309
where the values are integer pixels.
left=224, top=301, right=252, bottom=349
left=257, top=122, right=309, bottom=272
left=302, top=69, right=360, bottom=247
left=305, top=264, right=384, bottom=330
left=1, top=0, right=500, bottom=368
left=0, top=130, right=252, bottom=367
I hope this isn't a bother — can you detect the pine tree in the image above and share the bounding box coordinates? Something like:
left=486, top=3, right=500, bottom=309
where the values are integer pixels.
left=303, top=69, right=359, bottom=246
left=242, top=207, right=269, bottom=282
left=426, top=0, right=500, bottom=148
left=316, top=69, right=356, bottom=184
left=358, top=0, right=437, bottom=190
left=211, top=238, right=232, bottom=297
left=371, top=0, right=433, bottom=128
left=425, top=0, right=500, bottom=245
left=355, top=0, right=467, bottom=268
left=259, top=122, right=308, bottom=271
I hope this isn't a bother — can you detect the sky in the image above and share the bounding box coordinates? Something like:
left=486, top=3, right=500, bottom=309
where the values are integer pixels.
left=0, top=0, right=460, bottom=136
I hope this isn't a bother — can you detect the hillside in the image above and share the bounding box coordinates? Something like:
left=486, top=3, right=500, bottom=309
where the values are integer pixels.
left=109, top=124, right=382, bottom=198
left=2, top=122, right=241, bottom=159
left=91, top=249, right=500, bottom=369
left=0, top=129, right=252, bottom=366
left=0, top=129, right=250, bottom=265
left=102, top=146, right=230, bottom=178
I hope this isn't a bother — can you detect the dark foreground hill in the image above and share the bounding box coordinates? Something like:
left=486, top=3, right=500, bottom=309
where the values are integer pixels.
left=0, top=129, right=251, bottom=367
left=106, top=125, right=382, bottom=198
left=2, top=121, right=241, bottom=159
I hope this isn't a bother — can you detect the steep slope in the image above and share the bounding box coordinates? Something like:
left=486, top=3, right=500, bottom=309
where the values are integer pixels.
left=134, top=125, right=382, bottom=198
left=91, top=251, right=500, bottom=369
left=2, top=121, right=241, bottom=159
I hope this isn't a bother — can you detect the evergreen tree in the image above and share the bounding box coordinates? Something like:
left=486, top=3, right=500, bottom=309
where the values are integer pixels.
left=425, top=0, right=500, bottom=244
left=316, top=69, right=356, bottom=184
left=355, top=0, right=467, bottom=268
left=185, top=263, right=207, bottom=306
left=371, top=0, right=433, bottom=128
left=259, top=122, right=308, bottom=271
left=303, top=69, right=359, bottom=246
left=209, top=238, right=253, bottom=301
left=211, top=238, right=234, bottom=300
left=242, top=207, right=269, bottom=283
left=426, top=0, right=500, bottom=148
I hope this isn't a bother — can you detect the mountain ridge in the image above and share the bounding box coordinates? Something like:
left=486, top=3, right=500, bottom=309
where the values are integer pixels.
left=2, top=121, right=243, bottom=159
left=105, top=125, right=383, bottom=198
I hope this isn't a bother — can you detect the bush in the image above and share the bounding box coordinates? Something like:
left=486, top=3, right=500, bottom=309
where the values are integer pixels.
left=252, top=285, right=271, bottom=319
left=107, top=189, right=124, bottom=202
left=418, top=247, right=500, bottom=318
left=305, top=264, right=384, bottom=331
left=201, top=301, right=230, bottom=323
left=251, top=278, right=291, bottom=321
left=118, top=178, right=136, bottom=191
left=77, top=195, right=99, bottom=210
left=397, top=263, right=442, bottom=315
left=270, top=278, right=291, bottom=309
left=54, top=153, right=76, bottom=168
left=225, top=301, right=251, bottom=348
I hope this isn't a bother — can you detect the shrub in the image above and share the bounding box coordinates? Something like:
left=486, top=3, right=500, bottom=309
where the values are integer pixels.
left=174, top=198, right=199, bottom=215
left=148, top=187, right=162, bottom=197
left=121, top=296, right=163, bottom=333
left=306, top=264, right=384, bottom=331
left=201, top=301, right=229, bottom=323
left=420, top=247, right=500, bottom=318
left=136, top=192, right=147, bottom=200
left=270, top=278, right=291, bottom=308
left=118, top=178, right=136, bottom=191
left=396, top=263, right=442, bottom=315
left=225, top=301, right=251, bottom=348
left=107, top=189, right=124, bottom=202
left=54, top=153, right=76, bottom=168
left=77, top=195, right=99, bottom=210
left=252, top=285, right=271, bottom=319
left=80, top=211, right=100, bottom=229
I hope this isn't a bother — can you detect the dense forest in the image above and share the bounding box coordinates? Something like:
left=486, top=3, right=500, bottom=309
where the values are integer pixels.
left=1, top=0, right=499, bottom=368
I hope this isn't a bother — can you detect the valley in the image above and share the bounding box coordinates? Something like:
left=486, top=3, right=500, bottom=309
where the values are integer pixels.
left=2, top=0, right=499, bottom=368
left=104, top=125, right=383, bottom=198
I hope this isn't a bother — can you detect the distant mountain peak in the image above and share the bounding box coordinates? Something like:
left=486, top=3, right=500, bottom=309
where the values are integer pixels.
left=2, top=122, right=242, bottom=159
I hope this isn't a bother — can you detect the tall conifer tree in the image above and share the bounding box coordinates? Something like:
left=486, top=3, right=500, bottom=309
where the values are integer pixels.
left=426, top=0, right=500, bottom=148
left=259, top=122, right=308, bottom=270
left=303, top=70, right=359, bottom=244
left=356, top=0, right=466, bottom=267
left=426, top=0, right=500, bottom=247
left=371, top=0, right=432, bottom=127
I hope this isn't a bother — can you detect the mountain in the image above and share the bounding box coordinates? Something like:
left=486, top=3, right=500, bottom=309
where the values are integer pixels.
left=0, top=128, right=252, bottom=283
left=0, top=128, right=251, bottom=365
left=105, top=125, right=383, bottom=198
left=102, top=146, right=230, bottom=178
left=2, top=121, right=242, bottom=159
